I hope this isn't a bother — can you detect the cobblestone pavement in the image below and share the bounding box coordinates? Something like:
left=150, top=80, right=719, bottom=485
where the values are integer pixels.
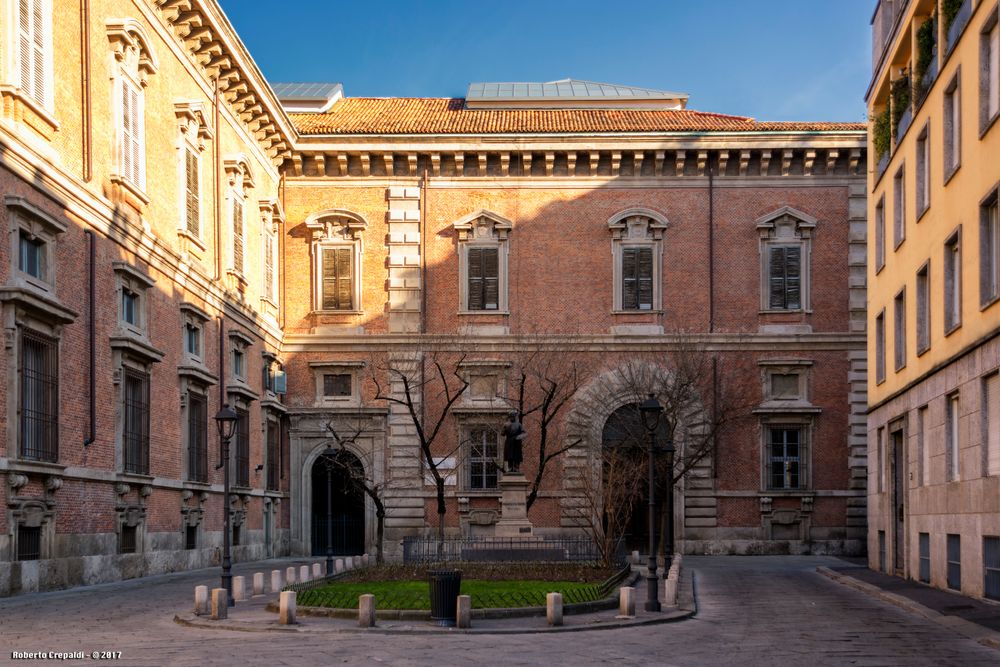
left=2, top=555, right=998, bottom=666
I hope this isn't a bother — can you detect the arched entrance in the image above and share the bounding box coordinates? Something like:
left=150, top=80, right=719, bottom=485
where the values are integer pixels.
left=602, top=403, right=671, bottom=554
left=310, top=450, right=365, bottom=557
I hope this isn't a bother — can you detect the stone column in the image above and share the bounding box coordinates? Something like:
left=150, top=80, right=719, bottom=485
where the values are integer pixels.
left=358, top=594, right=376, bottom=628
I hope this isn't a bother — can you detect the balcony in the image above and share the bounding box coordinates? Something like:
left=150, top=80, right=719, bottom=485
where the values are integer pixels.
left=896, top=105, right=914, bottom=140
left=872, top=0, right=912, bottom=71
left=944, top=0, right=972, bottom=56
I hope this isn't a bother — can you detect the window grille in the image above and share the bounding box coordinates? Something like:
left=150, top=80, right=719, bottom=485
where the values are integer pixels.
left=768, top=245, right=802, bottom=310
left=323, top=373, right=351, bottom=397
left=235, top=407, right=250, bottom=487
left=123, top=366, right=150, bottom=475
left=984, top=536, right=1000, bottom=601
left=947, top=533, right=961, bottom=590
left=119, top=525, right=137, bottom=554
left=468, top=428, right=499, bottom=490
left=16, top=525, right=41, bottom=561
left=878, top=531, right=886, bottom=571
left=467, top=247, right=500, bottom=310
left=266, top=420, right=279, bottom=491
left=321, top=247, right=353, bottom=310
left=768, top=426, right=803, bottom=489
left=918, top=532, right=930, bottom=583
left=185, top=525, right=198, bottom=551
left=621, top=247, right=653, bottom=310
left=19, top=328, right=58, bottom=462
left=188, top=392, right=208, bottom=482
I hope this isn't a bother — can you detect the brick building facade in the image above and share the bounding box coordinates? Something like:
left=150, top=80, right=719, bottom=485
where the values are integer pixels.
left=2, top=0, right=867, bottom=596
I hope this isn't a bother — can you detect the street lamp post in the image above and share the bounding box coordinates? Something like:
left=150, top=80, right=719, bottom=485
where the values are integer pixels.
left=214, top=404, right=239, bottom=607
left=639, top=393, right=664, bottom=613
left=323, top=446, right=337, bottom=576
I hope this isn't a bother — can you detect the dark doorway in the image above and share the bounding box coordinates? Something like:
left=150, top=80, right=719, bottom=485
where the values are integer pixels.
left=891, top=429, right=905, bottom=572
left=601, top=403, right=671, bottom=555
left=311, top=450, right=365, bottom=557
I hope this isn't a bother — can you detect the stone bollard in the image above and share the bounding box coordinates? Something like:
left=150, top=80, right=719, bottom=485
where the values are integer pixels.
left=286, top=566, right=296, bottom=585
left=456, top=595, right=471, bottom=629
left=279, top=590, right=296, bottom=625
left=546, top=592, right=563, bottom=626
left=362, top=553, right=370, bottom=567
left=194, top=585, right=209, bottom=615
left=211, top=588, right=228, bottom=620
left=335, top=558, right=345, bottom=574
left=618, top=586, right=635, bottom=618
left=299, top=565, right=310, bottom=583
left=233, top=575, right=247, bottom=602
left=664, top=576, right=678, bottom=606
left=344, top=557, right=354, bottom=571
left=631, top=550, right=640, bottom=564
left=253, top=572, right=264, bottom=596
left=312, top=563, right=322, bottom=579
left=271, top=569, right=283, bottom=593
left=358, top=594, right=376, bottom=628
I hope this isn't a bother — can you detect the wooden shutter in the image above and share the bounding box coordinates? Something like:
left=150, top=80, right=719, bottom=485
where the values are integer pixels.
left=185, top=149, right=199, bottom=235
left=784, top=246, right=801, bottom=309
left=121, top=84, right=133, bottom=182
left=482, top=247, right=499, bottom=310
left=768, top=247, right=786, bottom=309
left=637, top=247, right=653, bottom=309
left=18, top=0, right=32, bottom=96
left=622, top=248, right=638, bottom=309
left=321, top=247, right=352, bottom=310
left=232, top=199, right=244, bottom=274
left=127, top=84, right=142, bottom=185
left=18, top=0, right=44, bottom=105
left=467, top=247, right=484, bottom=310
left=264, top=232, right=274, bottom=300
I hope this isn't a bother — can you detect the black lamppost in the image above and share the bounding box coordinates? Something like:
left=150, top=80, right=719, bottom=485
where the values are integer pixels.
left=639, top=393, right=663, bottom=612
left=214, top=404, right=239, bottom=607
left=322, top=446, right=337, bottom=576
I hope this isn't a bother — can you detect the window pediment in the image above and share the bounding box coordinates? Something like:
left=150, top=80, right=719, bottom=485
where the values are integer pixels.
left=106, top=18, right=159, bottom=85
left=259, top=199, right=284, bottom=233
left=452, top=210, right=512, bottom=242
left=174, top=102, right=213, bottom=150
left=756, top=206, right=817, bottom=240
left=223, top=155, right=255, bottom=192
left=306, top=209, right=367, bottom=241
left=608, top=208, right=669, bottom=241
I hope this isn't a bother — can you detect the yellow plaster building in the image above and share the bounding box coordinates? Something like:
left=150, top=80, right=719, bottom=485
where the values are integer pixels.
left=867, top=0, right=1000, bottom=598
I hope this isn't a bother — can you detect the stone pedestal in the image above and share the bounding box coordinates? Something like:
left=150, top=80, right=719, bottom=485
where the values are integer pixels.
left=494, top=472, right=534, bottom=538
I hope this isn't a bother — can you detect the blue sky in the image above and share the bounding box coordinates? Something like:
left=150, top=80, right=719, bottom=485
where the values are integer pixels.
left=221, top=0, right=872, bottom=122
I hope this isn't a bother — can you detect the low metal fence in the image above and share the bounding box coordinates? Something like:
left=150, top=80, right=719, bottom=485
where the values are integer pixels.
left=402, top=535, right=623, bottom=565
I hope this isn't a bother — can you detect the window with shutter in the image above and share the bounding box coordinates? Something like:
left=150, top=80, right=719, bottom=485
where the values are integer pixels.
left=622, top=247, right=653, bottom=310
left=321, top=247, right=353, bottom=310
left=232, top=199, right=244, bottom=274
left=185, top=149, right=199, bottom=236
left=466, top=247, right=499, bottom=310
left=17, top=0, right=47, bottom=107
left=119, top=78, right=144, bottom=188
left=768, top=245, right=802, bottom=310
left=264, top=232, right=274, bottom=301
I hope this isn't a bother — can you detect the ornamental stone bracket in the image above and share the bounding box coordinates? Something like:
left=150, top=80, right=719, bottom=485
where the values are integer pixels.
left=760, top=493, right=816, bottom=541
left=181, top=489, right=208, bottom=528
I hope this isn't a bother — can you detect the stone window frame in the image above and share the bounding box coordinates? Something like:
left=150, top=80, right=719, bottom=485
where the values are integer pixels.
left=756, top=206, right=816, bottom=313
left=227, top=328, right=254, bottom=388
left=916, top=260, right=931, bottom=355
left=310, top=360, right=364, bottom=407
left=757, top=359, right=814, bottom=407
left=459, top=421, right=504, bottom=493
left=5, top=196, right=66, bottom=296
left=223, top=155, right=255, bottom=285
left=112, top=261, right=154, bottom=340
left=1, top=0, right=58, bottom=135
left=179, top=302, right=210, bottom=368
left=229, top=397, right=252, bottom=490
left=181, top=381, right=210, bottom=484
left=980, top=5, right=1000, bottom=136
left=178, top=302, right=216, bottom=485
left=894, top=286, right=907, bottom=372
left=173, top=102, right=213, bottom=252
left=915, top=123, right=931, bottom=220
left=8, top=498, right=55, bottom=561
left=875, top=195, right=886, bottom=273
left=116, top=356, right=153, bottom=477
left=107, top=18, right=158, bottom=203
left=893, top=165, right=906, bottom=249
left=944, top=226, right=963, bottom=335
left=946, top=391, right=961, bottom=481
left=117, top=503, right=146, bottom=556
left=305, top=209, right=368, bottom=314
left=759, top=416, right=814, bottom=492
left=875, top=308, right=887, bottom=384
left=259, top=199, right=283, bottom=309
left=608, top=208, right=668, bottom=313
left=458, top=359, right=510, bottom=406
left=453, top=210, right=513, bottom=314
left=943, top=70, right=962, bottom=182
left=980, top=182, right=1000, bottom=309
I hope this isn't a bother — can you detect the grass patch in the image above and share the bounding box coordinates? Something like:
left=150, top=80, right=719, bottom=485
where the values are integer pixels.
left=296, top=578, right=607, bottom=610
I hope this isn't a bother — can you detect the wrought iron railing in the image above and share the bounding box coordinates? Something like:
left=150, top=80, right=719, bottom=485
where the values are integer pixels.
left=401, top=535, right=623, bottom=565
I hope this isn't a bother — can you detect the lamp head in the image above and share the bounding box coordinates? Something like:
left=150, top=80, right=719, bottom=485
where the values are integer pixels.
left=214, top=403, right=239, bottom=440
left=638, top=393, right=663, bottom=433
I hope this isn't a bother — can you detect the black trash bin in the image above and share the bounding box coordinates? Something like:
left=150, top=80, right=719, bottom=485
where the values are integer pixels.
left=428, top=569, right=462, bottom=626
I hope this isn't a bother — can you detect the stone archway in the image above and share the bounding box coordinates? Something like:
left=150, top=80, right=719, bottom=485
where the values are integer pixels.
left=310, top=449, right=365, bottom=557
left=561, top=361, right=714, bottom=553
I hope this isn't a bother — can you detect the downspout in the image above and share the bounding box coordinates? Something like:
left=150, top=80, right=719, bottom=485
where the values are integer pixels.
left=80, top=0, right=92, bottom=182
left=420, top=168, right=428, bottom=334
left=708, top=163, right=719, bottom=478
left=218, top=316, right=225, bottom=410
left=213, top=77, right=222, bottom=281
left=279, top=171, right=286, bottom=330
left=83, top=230, right=96, bottom=447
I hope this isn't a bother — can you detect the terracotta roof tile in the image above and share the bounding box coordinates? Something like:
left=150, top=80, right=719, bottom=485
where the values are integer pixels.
left=289, top=98, right=864, bottom=135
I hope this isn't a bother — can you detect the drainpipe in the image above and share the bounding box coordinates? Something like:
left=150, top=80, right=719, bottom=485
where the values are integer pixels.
left=708, top=163, right=719, bottom=478
left=80, top=0, right=92, bottom=182
left=279, top=171, right=286, bottom=330
left=420, top=168, right=428, bottom=334
left=213, top=77, right=222, bottom=281
left=218, top=315, right=226, bottom=410
left=83, top=230, right=96, bottom=447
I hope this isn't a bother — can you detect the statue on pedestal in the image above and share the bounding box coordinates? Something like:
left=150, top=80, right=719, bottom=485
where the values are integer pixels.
left=502, top=411, right=526, bottom=473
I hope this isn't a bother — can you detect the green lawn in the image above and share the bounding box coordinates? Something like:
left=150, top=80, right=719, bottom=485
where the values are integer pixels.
left=296, top=579, right=605, bottom=609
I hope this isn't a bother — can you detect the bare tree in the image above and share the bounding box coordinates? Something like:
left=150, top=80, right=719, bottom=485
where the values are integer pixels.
left=505, top=350, right=585, bottom=511
left=371, top=353, right=468, bottom=549
left=322, top=418, right=387, bottom=564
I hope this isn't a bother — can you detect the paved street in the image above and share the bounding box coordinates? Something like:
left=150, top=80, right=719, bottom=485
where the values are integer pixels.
left=1, top=556, right=997, bottom=666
